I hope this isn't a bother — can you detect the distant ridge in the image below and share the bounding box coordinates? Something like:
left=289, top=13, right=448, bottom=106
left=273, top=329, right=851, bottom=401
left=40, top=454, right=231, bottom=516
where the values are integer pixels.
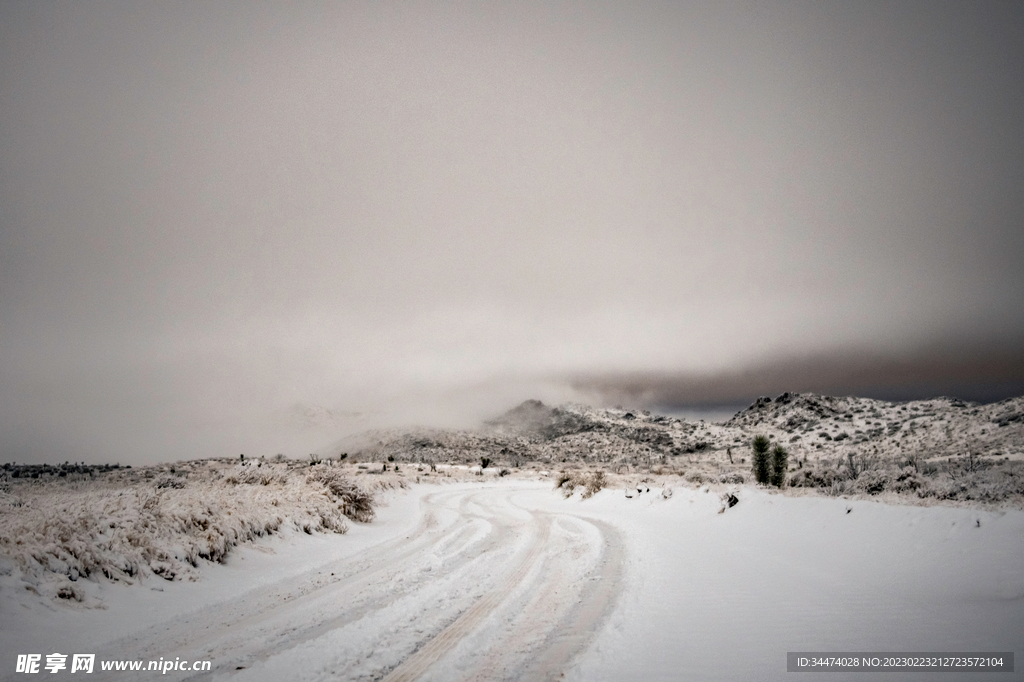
left=341, top=393, right=1024, bottom=470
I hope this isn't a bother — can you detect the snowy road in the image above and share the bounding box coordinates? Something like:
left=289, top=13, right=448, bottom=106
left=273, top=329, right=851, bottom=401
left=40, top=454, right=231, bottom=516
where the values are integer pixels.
left=5, top=480, right=1023, bottom=682
left=89, top=485, right=623, bottom=682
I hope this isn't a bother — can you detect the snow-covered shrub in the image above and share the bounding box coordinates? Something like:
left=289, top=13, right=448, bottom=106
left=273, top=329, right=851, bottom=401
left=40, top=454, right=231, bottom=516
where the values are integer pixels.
left=917, top=466, right=1024, bottom=503
left=891, top=466, right=925, bottom=493
left=684, top=471, right=708, bottom=485
left=306, top=465, right=375, bottom=522
left=154, top=475, right=186, bottom=489
left=225, top=463, right=288, bottom=486
left=555, top=471, right=606, bottom=499
left=852, top=468, right=891, bottom=495
left=56, top=583, right=85, bottom=601
left=788, top=467, right=842, bottom=488
left=583, top=471, right=606, bottom=499
left=920, top=477, right=971, bottom=501
left=825, top=479, right=854, bottom=497
left=0, top=462, right=379, bottom=589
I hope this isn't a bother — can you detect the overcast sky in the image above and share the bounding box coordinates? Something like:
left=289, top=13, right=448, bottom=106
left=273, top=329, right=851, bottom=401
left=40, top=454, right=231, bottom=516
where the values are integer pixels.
left=2, top=1, right=1023, bottom=464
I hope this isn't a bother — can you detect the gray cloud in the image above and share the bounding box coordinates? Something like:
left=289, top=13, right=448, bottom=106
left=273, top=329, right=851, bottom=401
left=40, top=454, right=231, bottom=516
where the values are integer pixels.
left=2, top=1, right=1023, bottom=463
left=571, top=337, right=1024, bottom=411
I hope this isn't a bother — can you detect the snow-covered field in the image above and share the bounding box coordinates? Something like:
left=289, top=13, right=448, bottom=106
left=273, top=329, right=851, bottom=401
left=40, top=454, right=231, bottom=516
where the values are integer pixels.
left=2, top=478, right=1022, bottom=681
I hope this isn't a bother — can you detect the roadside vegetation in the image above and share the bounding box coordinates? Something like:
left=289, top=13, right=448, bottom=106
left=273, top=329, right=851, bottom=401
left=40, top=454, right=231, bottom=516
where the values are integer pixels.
left=787, top=451, right=1024, bottom=503
left=0, top=458, right=387, bottom=599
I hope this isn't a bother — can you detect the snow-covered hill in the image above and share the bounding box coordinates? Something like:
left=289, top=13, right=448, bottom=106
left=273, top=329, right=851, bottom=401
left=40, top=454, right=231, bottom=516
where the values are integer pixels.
left=348, top=394, right=1022, bottom=464
left=340, top=393, right=1024, bottom=504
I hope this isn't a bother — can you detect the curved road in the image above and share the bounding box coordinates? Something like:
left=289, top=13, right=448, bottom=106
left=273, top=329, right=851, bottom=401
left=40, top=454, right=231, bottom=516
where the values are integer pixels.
left=90, top=485, right=624, bottom=682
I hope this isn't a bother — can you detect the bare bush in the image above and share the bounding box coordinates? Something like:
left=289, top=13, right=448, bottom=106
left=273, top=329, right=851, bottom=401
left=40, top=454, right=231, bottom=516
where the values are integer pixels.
left=225, top=463, right=288, bottom=486
left=846, top=452, right=862, bottom=480
left=947, top=453, right=994, bottom=479
left=825, top=479, right=854, bottom=497
left=306, top=465, right=375, bottom=522
left=891, top=467, right=926, bottom=493
left=154, top=475, right=186, bottom=490
left=788, top=468, right=843, bottom=488
left=684, top=471, right=708, bottom=485
left=555, top=470, right=606, bottom=499
left=583, top=471, right=606, bottom=499
left=852, top=469, right=890, bottom=495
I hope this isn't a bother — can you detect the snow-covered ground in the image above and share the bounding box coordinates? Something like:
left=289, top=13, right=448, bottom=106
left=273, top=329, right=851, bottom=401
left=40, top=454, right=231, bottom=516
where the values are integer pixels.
left=549, top=484, right=1024, bottom=681
left=2, top=480, right=1022, bottom=681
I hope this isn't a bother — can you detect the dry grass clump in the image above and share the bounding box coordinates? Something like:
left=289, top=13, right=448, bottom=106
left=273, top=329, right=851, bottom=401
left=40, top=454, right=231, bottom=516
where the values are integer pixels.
left=154, top=474, right=187, bottom=489
left=307, top=464, right=375, bottom=522
left=555, top=470, right=606, bottom=499
left=225, top=462, right=289, bottom=486
left=684, top=471, right=710, bottom=485
left=0, top=461, right=379, bottom=589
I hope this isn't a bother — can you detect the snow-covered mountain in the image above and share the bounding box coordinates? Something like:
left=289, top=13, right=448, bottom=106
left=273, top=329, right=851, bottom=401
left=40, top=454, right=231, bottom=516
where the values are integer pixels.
left=346, top=393, right=1024, bottom=467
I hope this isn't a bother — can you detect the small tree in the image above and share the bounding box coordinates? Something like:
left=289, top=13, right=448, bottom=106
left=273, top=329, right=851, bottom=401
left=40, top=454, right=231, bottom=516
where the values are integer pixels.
left=752, top=435, right=771, bottom=485
left=770, top=444, right=788, bottom=488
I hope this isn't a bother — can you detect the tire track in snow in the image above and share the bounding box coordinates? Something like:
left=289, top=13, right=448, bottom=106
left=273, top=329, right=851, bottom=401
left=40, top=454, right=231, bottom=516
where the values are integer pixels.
left=377, top=492, right=624, bottom=682
left=454, top=512, right=625, bottom=682
left=379, top=513, right=551, bottom=682
left=517, top=517, right=624, bottom=680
